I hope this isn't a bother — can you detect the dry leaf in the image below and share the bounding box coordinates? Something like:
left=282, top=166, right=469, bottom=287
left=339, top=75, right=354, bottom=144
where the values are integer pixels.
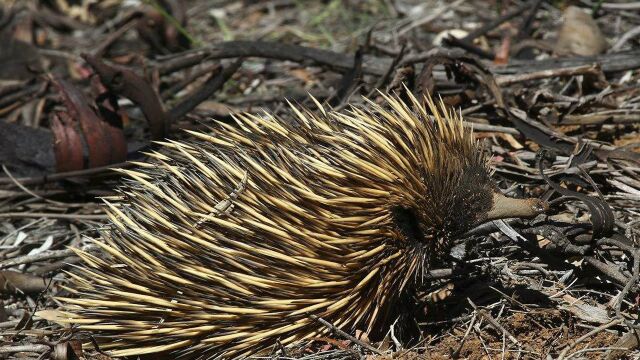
left=555, top=6, right=607, bottom=56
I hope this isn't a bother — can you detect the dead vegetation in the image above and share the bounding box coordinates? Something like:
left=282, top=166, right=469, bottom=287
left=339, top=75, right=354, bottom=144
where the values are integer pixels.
left=1, top=0, right=640, bottom=359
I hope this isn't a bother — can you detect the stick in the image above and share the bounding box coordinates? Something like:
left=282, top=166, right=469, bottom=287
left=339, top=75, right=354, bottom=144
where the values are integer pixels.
left=310, top=315, right=383, bottom=355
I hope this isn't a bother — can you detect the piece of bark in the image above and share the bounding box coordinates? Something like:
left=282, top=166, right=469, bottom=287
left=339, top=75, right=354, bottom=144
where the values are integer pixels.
left=50, top=112, right=84, bottom=172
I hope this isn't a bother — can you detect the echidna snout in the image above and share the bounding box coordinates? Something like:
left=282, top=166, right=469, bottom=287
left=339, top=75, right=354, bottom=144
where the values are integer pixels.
left=38, top=93, right=547, bottom=359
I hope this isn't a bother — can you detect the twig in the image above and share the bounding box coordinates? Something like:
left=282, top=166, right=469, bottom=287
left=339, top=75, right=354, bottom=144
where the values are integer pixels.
left=556, top=318, right=624, bottom=360
left=32, top=256, right=83, bottom=275
left=493, top=50, right=640, bottom=75
left=444, top=35, right=495, bottom=59
left=366, top=43, right=406, bottom=97
left=583, top=257, right=629, bottom=286
left=156, top=41, right=640, bottom=77
left=169, top=59, right=242, bottom=121
left=420, top=314, right=472, bottom=327
left=159, top=40, right=383, bottom=74
left=611, top=25, right=640, bottom=52
left=0, top=344, right=50, bottom=354
left=92, top=17, right=139, bottom=57
left=452, top=312, right=478, bottom=358
left=464, top=122, right=520, bottom=135
left=0, top=161, right=133, bottom=187
left=0, top=246, right=97, bottom=270
left=496, top=64, right=602, bottom=86
left=2, top=165, right=69, bottom=206
left=598, top=2, right=640, bottom=10
left=397, top=0, right=466, bottom=36
left=611, top=248, right=640, bottom=326
left=564, top=347, right=628, bottom=359
left=36, top=48, right=83, bottom=62
left=516, top=0, right=544, bottom=39
left=461, top=1, right=533, bottom=42
left=471, top=306, right=521, bottom=347
left=310, top=315, right=383, bottom=355
left=0, top=213, right=107, bottom=220
left=161, top=63, right=221, bottom=100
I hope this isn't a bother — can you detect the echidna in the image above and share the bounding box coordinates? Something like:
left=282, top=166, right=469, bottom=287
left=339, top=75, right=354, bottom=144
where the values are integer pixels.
left=41, top=93, right=547, bottom=358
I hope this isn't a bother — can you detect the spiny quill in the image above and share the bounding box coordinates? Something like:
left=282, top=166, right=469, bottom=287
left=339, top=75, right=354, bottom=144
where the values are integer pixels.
left=38, top=93, right=547, bottom=359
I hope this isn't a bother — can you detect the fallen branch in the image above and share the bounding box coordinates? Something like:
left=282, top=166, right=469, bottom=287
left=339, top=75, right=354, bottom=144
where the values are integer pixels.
left=0, top=246, right=97, bottom=270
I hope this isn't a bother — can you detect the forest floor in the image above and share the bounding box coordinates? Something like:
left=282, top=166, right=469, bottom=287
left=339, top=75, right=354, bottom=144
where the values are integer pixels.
left=1, top=0, right=640, bottom=359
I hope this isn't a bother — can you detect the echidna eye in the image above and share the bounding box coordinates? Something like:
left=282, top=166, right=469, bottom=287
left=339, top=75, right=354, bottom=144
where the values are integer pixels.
left=391, top=206, right=424, bottom=244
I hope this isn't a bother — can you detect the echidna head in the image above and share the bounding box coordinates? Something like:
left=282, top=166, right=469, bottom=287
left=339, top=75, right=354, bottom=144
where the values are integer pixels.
left=342, top=93, right=547, bottom=286
left=390, top=161, right=494, bottom=255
